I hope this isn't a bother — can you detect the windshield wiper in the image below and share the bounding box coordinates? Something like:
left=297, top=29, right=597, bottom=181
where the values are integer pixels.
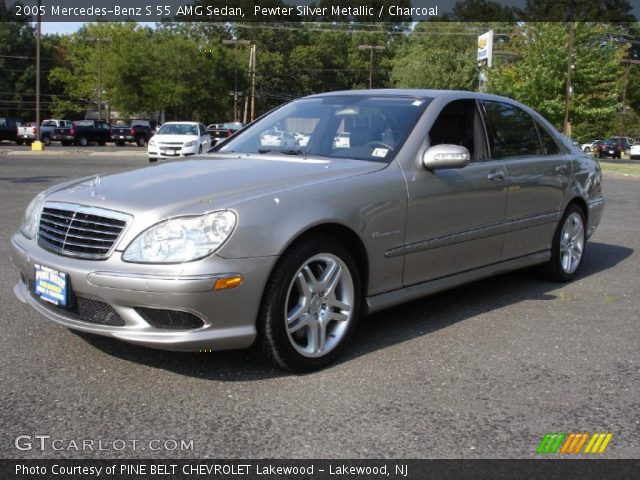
left=257, top=148, right=305, bottom=155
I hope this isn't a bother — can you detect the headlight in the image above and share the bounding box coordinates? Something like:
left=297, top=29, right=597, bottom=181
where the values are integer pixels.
left=148, top=138, right=156, bottom=147
left=20, top=190, right=47, bottom=239
left=184, top=140, right=197, bottom=147
left=122, top=210, right=237, bottom=263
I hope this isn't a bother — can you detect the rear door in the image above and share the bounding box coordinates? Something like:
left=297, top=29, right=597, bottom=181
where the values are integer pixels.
left=480, top=101, right=571, bottom=260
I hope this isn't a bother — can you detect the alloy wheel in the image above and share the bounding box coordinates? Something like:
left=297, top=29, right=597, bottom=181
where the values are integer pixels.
left=559, top=212, right=585, bottom=274
left=284, top=254, right=354, bottom=358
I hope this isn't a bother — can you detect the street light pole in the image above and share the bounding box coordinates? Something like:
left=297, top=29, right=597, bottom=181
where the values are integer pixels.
left=223, top=38, right=250, bottom=122
left=358, top=45, right=385, bottom=89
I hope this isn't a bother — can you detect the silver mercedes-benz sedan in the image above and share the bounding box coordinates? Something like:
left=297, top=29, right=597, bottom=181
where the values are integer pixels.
left=10, top=90, right=604, bottom=371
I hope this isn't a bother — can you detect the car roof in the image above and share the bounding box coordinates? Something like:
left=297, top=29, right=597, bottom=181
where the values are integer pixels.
left=305, top=88, right=519, bottom=104
left=161, top=121, right=198, bottom=125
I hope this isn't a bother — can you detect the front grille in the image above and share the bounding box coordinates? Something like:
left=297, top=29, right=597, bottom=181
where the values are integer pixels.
left=158, top=142, right=183, bottom=146
left=135, top=307, right=204, bottom=330
left=38, top=203, right=130, bottom=259
left=29, top=280, right=125, bottom=326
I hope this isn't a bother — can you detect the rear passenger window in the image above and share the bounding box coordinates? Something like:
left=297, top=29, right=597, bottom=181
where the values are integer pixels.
left=536, top=123, right=561, bottom=155
left=482, top=101, right=542, bottom=159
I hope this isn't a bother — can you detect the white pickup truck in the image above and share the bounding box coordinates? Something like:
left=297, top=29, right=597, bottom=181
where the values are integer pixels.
left=16, top=122, right=38, bottom=145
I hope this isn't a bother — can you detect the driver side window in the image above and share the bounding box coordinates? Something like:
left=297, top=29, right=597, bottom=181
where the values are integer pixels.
left=429, top=99, right=488, bottom=161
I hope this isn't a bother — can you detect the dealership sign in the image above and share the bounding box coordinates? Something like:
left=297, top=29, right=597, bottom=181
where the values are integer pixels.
left=477, top=30, right=494, bottom=67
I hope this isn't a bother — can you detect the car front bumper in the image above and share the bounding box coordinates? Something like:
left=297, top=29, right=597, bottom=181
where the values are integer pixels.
left=148, top=145, right=198, bottom=158
left=10, top=233, right=277, bottom=352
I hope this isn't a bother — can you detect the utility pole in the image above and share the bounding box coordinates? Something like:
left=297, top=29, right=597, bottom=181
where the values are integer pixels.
left=619, top=59, right=640, bottom=137
left=250, top=44, right=256, bottom=122
left=223, top=38, right=250, bottom=122
left=35, top=0, right=41, bottom=131
left=563, top=21, right=575, bottom=136
left=85, top=37, right=112, bottom=120
left=358, top=45, right=385, bottom=89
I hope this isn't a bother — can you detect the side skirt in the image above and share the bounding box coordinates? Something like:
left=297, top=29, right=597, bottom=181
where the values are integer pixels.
left=365, top=251, right=551, bottom=315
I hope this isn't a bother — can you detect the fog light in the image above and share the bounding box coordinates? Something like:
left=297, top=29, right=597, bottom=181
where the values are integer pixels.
left=214, top=275, right=243, bottom=291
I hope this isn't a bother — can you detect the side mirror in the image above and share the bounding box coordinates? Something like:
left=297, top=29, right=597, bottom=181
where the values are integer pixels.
left=422, top=144, right=470, bottom=170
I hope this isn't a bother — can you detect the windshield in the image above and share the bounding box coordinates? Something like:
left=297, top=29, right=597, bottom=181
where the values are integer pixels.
left=157, top=124, right=198, bottom=136
left=218, top=95, right=431, bottom=162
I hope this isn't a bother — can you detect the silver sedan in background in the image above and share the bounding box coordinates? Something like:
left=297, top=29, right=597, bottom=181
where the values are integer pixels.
left=11, top=89, right=604, bottom=371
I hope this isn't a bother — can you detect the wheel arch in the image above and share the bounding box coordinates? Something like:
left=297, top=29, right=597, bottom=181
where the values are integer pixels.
left=275, top=222, right=370, bottom=297
left=565, top=196, right=588, bottom=223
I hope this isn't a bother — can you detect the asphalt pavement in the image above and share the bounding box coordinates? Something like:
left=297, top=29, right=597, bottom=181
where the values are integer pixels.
left=0, top=154, right=638, bottom=459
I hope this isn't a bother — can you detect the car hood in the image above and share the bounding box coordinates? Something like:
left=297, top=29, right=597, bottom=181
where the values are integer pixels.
left=151, top=134, right=198, bottom=143
left=45, top=154, right=386, bottom=219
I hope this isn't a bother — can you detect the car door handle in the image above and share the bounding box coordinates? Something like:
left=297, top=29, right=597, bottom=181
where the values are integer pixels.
left=487, top=171, right=505, bottom=182
left=555, top=165, right=568, bottom=174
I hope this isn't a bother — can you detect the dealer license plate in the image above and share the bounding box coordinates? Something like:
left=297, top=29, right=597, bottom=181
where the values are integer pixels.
left=34, top=264, right=68, bottom=307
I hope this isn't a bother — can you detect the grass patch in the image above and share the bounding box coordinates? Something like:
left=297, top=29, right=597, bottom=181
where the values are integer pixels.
left=599, top=161, right=640, bottom=176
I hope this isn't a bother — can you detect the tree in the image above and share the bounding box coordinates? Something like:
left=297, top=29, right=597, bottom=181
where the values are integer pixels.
left=391, top=23, right=479, bottom=91
left=487, top=23, right=627, bottom=140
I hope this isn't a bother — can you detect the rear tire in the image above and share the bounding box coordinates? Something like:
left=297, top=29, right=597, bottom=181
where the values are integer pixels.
left=256, top=236, right=361, bottom=372
left=542, top=204, right=586, bottom=282
left=79, top=136, right=88, bottom=147
left=42, top=135, right=51, bottom=146
left=136, top=136, right=146, bottom=147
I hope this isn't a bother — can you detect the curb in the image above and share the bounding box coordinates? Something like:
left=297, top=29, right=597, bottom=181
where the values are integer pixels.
left=4, top=150, right=147, bottom=157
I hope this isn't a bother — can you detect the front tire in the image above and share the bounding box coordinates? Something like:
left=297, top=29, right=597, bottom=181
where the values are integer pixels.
left=42, top=135, right=51, bottom=146
left=79, top=136, right=88, bottom=147
left=136, top=136, right=146, bottom=147
left=256, top=236, right=361, bottom=372
left=148, top=157, right=158, bottom=163
left=543, top=204, right=586, bottom=282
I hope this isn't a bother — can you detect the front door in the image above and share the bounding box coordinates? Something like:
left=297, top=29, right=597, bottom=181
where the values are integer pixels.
left=402, top=99, right=508, bottom=286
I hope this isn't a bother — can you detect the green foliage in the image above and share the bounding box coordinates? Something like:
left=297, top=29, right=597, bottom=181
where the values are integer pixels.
left=2, top=14, right=638, bottom=137
left=487, top=23, right=626, bottom=140
left=391, top=23, right=479, bottom=91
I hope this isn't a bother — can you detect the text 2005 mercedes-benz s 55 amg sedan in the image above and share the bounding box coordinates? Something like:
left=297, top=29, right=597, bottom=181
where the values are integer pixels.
left=11, top=90, right=604, bottom=372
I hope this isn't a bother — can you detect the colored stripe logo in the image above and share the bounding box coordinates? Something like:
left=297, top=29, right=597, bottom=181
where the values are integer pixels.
left=537, top=433, right=612, bottom=454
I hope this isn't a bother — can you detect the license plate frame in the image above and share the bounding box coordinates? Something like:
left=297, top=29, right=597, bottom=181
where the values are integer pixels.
left=34, top=264, right=68, bottom=307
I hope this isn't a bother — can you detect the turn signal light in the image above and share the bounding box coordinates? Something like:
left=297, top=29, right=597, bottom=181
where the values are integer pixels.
left=213, top=276, right=243, bottom=291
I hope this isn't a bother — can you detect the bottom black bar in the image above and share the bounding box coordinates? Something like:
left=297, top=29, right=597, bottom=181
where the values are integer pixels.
left=3, top=459, right=639, bottom=480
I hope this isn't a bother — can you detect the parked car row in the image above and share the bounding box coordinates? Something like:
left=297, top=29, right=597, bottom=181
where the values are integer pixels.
left=579, top=136, right=638, bottom=159
left=0, top=117, right=158, bottom=147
